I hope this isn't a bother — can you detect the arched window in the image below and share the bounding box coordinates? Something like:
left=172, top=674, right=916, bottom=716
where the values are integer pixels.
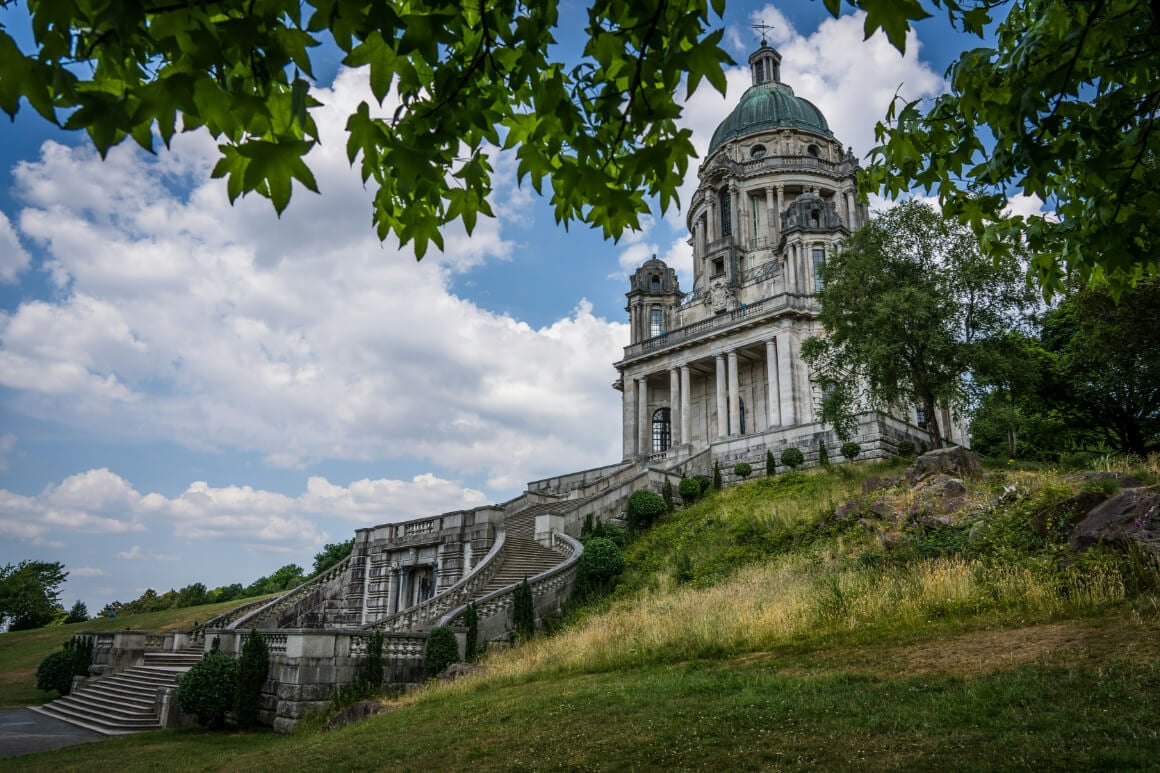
left=649, top=307, right=664, bottom=338
left=812, top=247, right=826, bottom=290
left=652, top=408, right=672, bottom=453
left=719, top=189, right=732, bottom=238
left=650, top=274, right=661, bottom=291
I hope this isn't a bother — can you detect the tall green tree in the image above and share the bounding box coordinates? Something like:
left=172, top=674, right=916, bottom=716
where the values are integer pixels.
left=802, top=200, right=1032, bottom=446
left=0, top=0, right=732, bottom=255
left=0, top=560, right=68, bottom=631
left=1040, top=277, right=1160, bottom=456
left=312, top=539, right=355, bottom=575
left=821, top=0, right=1160, bottom=295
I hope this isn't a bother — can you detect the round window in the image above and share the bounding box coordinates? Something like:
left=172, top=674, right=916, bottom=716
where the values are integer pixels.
left=750, top=145, right=767, bottom=160
left=807, top=144, right=820, bottom=158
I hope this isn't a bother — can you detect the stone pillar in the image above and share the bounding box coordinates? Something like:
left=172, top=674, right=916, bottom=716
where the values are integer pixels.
left=776, top=184, right=785, bottom=224
left=680, top=365, right=692, bottom=446
left=715, top=354, right=728, bottom=439
left=796, top=341, right=814, bottom=423
left=730, top=183, right=740, bottom=241
left=638, top=376, right=650, bottom=455
left=622, top=377, right=636, bottom=458
left=737, top=189, right=749, bottom=249
left=777, top=332, right=796, bottom=426
left=387, top=568, right=400, bottom=615
left=708, top=198, right=717, bottom=243
left=765, top=186, right=776, bottom=244
left=765, top=339, right=780, bottom=429
left=727, top=351, right=741, bottom=436
left=695, top=217, right=705, bottom=259
left=669, top=368, right=681, bottom=446
left=362, top=555, right=373, bottom=624
left=846, top=190, right=858, bottom=229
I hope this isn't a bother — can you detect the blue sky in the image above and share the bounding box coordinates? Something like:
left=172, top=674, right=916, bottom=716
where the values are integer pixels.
left=0, top=3, right=987, bottom=610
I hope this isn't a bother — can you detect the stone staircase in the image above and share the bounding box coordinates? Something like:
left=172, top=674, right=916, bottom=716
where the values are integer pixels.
left=449, top=508, right=565, bottom=609
left=30, top=646, right=204, bottom=735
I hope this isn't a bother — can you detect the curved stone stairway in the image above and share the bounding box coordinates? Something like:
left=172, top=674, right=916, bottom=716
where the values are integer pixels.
left=30, top=646, right=204, bottom=735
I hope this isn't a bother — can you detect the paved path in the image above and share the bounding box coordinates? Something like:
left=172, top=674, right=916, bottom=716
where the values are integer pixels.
left=0, top=708, right=101, bottom=759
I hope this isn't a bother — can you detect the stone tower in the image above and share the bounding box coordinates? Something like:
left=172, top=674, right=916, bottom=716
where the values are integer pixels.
left=613, top=41, right=882, bottom=464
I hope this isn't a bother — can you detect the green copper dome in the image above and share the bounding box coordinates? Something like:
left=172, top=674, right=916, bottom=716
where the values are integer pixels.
left=708, top=83, right=832, bottom=153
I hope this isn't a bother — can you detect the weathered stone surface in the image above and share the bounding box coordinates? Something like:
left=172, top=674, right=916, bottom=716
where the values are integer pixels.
left=1069, top=487, right=1160, bottom=552
left=862, top=475, right=899, bottom=495
left=438, top=662, right=487, bottom=681
left=325, top=700, right=392, bottom=731
left=942, top=497, right=967, bottom=515
left=906, top=447, right=983, bottom=483
left=1030, top=491, right=1109, bottom=537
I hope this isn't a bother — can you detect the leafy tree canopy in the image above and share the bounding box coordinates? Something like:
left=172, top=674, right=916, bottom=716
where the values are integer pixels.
left=0, top=0, right=732, bottom=256
left=313, top=538, right=354, bottom=575
left=0, top=560, right=68, bottom=631
left=830, top=0, right=1160, bottom=296
left=802, top=200, right=1032, bottom=446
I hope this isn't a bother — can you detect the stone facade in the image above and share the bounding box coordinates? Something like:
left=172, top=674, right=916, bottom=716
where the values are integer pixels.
left=614, top=41, right=966, bottom=465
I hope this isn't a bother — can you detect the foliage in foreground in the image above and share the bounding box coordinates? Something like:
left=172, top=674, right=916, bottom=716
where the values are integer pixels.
left=235, top=630, right=270, bottom=729
left=425, top=627, right=460, bottom=678
left=178, top=652, right=239, bottom=729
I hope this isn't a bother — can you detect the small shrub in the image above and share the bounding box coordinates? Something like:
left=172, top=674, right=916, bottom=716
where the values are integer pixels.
left=713, top=461, right=723, bottom=490
left=586, top=520, right=628, bottom=547
left=766, top=450, right=776, bottom=476
left=1081, top=476, right=1120, bottom=496
left=694, top=474, right=713, bottom=493
left=362, top=630, right=385, bottom=690
left=581, top=513, right=595, bottom=537
left=178, top=651, right=239, bottom=728
left=512, top=578, right=535, bottom=640
left=817, top=439, right=830, bottom=467
left=36, top=649, right=76, bottom=696
left=424, top=626, right=460, bottom=678
left=235, top=629, right=269, bottom=729
left=463, top=604, right=479, bottom=662
left=840, top=441, right=861, bottom=462
left=733, top=462, right=753, bottom=479
left=781, top=447, right=804, bottom=470
left=678, top=477, right=700, bottom=505
left=896, top=440, right=917, bottom=458
left=580, top=538, right=626, bottom=586
left=661, top=479, right=674, bottom=512
left=626, top=489, right=667, bottom=531
left=71, top=635, right=93, bottom=678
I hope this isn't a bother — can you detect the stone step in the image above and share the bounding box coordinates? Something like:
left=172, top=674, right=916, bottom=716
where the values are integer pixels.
left=63, top=686, right=156, bottom=713
left=31, top=702, right=160, bottom=735
left=52, top=692, right=157, bottom=720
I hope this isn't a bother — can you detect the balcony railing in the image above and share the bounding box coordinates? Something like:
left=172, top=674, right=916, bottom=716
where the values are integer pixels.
left=622, top=293, right=814, bottom=359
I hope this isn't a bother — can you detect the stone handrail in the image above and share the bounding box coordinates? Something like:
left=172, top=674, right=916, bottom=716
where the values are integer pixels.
left=623, top=294, right=812, bottom=359
left=573, top=461, right=650, bottom=498
left=227, top=555, right=353, bottom=630
left=437, top=530, right=583, bottom=628
left=363, top=523, right=507, bottom=633
left=347, top=632, right=427, bottom=659
left=190, top=596, right=274, bottom=642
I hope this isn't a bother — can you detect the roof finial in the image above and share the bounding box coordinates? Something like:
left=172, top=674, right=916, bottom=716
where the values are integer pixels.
left=752, top=21, right=775, bottom=46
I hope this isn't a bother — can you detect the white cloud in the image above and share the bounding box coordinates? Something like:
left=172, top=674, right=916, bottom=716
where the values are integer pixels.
left=2, top=67, right=627, bottom=490
left=0, top=212, right=30, bottom=282
left=71, top=566, right=107, bottom=577
left=2, top=467, right=494, bottom=553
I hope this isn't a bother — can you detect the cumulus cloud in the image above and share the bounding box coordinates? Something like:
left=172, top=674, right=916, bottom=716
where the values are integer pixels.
left=0, top=212, right=30, bottom=282
left=1, top=66, right=626, bottom=489
left=1, top=468, right=493, bottom=554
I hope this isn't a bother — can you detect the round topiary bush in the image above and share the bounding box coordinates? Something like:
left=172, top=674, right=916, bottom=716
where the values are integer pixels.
left=178, top=651, right=239, bottom=728
left=626, top=489, right=667, bottom=530
left=896, top=440, right=917, bottom=458
left=425, top=626, right=460, bottom=677
left=678, top=477, right=700, bottom=505
left=780, top=447, right=805, bottom=470
left=693, top=474, right=713, bottom=493
left=36, top=649, right=76, bottom=696
left=733, top=462, right=753, bottom=479
left=840, top=441, right=862, bottom=462
left=580, top=537, right=626, bottom=585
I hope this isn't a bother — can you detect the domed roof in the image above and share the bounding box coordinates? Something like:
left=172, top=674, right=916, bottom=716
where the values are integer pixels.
left=708, top=82, right=832, bottom=154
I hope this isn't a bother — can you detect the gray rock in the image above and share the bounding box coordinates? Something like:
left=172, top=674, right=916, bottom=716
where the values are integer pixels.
left=1030, top=491, right=1108, bottom=537
left=1069, top=486, right=1160, bottom=553
left=325, top=700, right=391, bottom=731
left=1066, top=471, right=1147, bottom=490
left=906, top=446, right=983, bottom=483
left=438, top=661, right=487, bottom=681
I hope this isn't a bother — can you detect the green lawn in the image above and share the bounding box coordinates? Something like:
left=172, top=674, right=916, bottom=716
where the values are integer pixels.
left=0, top=598, right=273, bottom=709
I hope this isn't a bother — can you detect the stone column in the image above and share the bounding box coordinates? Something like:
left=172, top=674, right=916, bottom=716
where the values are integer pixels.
left=738, top=189, right=749, bottom=249
left=765, top=339, right=780, bottom=428
left=846, top=190, right=858, bottom=229
left=796, top=342, right=814, bottom=424
left=622, top=377, right=636, bottom=459
left=730, top=183, right=740, bottom=241
left=776, top=184, right=785, bottom=222
left=680, top=365, right=692, bottom=446
left=708, top=198, right=717, bottom=243
left=727, top=351, right=741, bottom=436
left=777, top=332, right=796, bottom=426
left=715, top=355, right=728, bottom=439
left=388, top=568, right=400, bottom=615
left=766, top=186, right=777, bottom=245
left=638, top=376, right=650, bottom=455
left=669, top=368, right=681, bottom=446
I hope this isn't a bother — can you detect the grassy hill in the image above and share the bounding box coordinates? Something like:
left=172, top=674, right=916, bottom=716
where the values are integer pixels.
left=0, top=598, right=274, bottom=710
left=3, top=458, right=1159, bottom=770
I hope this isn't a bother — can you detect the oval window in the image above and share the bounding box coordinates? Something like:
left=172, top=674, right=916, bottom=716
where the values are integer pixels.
left=750, top=145, right=767, bottom=160
left=807, top=144, right=820, bottom=158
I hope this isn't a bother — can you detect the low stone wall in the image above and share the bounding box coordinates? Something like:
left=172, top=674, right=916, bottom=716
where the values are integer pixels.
left=209, top=628, right=427, bottom=733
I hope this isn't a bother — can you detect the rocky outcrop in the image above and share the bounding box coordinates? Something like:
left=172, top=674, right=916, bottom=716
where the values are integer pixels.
left=325, top=700, right=392, bottom=731
left=1069, top=487, right=1160, bottom=554
left=1030, top=491, right=1109, bottom=537
left=905, top=447, right=983, bottom=483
